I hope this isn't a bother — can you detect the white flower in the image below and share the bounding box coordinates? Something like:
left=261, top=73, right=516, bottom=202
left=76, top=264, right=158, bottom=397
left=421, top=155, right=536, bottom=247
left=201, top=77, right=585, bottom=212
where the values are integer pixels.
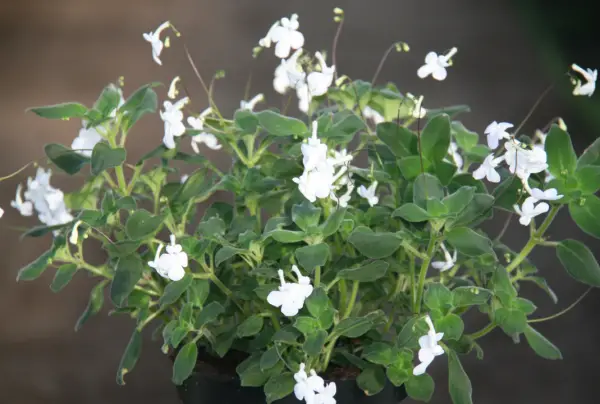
left=240, top=93, right=265, bottom=111
left=362, top=106, right=385, bottom=125
left=302, top=121, right=329, bottom=171
left=294, top=364, right=335, bottom=404
left=484, top=121, right=513, bottom=150
left=180, top=174, right=189, bottom=184
left=448, top=142, right=463, bottom=170
left=11, top=184, right=33, bottom=216
left=259, top=21, right=280, bottom=48
left=294, top=167, right=335, bottom=203
left=143, top=21, right=173, bottom=65
left=69, top=220, right=83, bottom=245
left=268, top=14, right=305, bottom=59
left=148, top=235, right=188, bottom=281
left=504, top=139, right=548, bottom=180
left=413, top=315, right=444, bottom=376
left=273, top=49, right=305, bottom=94
left=529, top=188, right=563, bottom=202
left=306, top=52, right=335, bottom=97
left=431, top=243, right=457, bottom=272
left=332, top=183, right=354, bottom=208
left=160, top=97, right=189, bottom=149
left=167, top=76, right=181, bottom=99
left=571, top=63, right=597, bottom=97
left=314, top=383, right=336, bottom=404
left=330, top=149, right=353, bottom=167
left=417, top=47, right=457, bottom=81
left=407, top=93, right=427, bottom=119
left=472, top=153, right=503, bottom=183
left=188, top=107, right=222, bottom=152
left=72, top=123, right=103, bottom=157
left=296, top=83, right=312, bottom=114
left=357, top=181, right=379, bottom=207
left=0, top=207, right=3, bottom=218
left=513, top=196, right=549, bottom=226
left=267, top=266, right=313, bottom=317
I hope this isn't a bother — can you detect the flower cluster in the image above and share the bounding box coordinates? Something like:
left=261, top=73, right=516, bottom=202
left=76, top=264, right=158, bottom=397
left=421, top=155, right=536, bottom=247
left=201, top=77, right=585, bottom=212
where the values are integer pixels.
left=294, top=363, right=337, bottom=404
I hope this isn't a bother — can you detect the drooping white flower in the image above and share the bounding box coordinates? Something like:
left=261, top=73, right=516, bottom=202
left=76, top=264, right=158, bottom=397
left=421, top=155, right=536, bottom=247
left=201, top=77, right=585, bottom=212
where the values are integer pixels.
left=571, top=63, right=597, bottom=97
left=167, top=76, right=182, bottom=99
left=69, top=220, right=83, bottom=245
left=357, top=181, right=379, bottom=207
left=513, top=196, right=549, bottom=226
left=417, top=47, right=457, bottom=81
left=188, top=107, right=222, bottom=152
left=148, top=235, right=188, bottom=281
left=296, top=82, right=312, bottom=114
left=302, top=121, right=329, bottom=171
left=267, top=267, right=313, bottom=317
left=273, top=48, right=306, bottom=94
left=143, top=21, right=173, bottom=66
left=258, top=21, right=280, bottom=48
left=472, top=153, right=503, bottom=183
left=306, top=52, right=335, bottom=97
left=484, top=121, right=513, bottom=150
left=11, top=183, right=33, bottom=216
left=240, top=93, right=265, bottom=111
left=448, top=142, right=463, bottom=171
left=413, top=315, right=444, bottom=376
left=431, top=243, right=457, bottom=272
left=161, top=97, right=189, bottom=149
left=268, top=14, right=305, bottom=59
left=407, top=93, right=427, bottom=119
left=504, top=139, right=548, bottom=180
left=362, top=106, right=385, bottom=125
left=529, top=188, right=563, bottom=202
left=72, top=123, right=103, bottom=157
left=18, top=168, right=73, bottom=228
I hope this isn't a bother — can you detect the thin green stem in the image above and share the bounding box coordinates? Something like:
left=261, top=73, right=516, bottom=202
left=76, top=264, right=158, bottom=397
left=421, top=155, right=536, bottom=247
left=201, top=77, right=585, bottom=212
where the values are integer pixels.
left=343, top=281, right=360, bottom=318
left=468, top=322, right=496, bottom=340
left=409, top=254, right=416, bottom=312
left=414, top=234, right=438, bottom=314
left=314, top=266, right=321, bottom=288
left=506, top=205, right=560, bottom=273
left=528, top=287, right=593, bottom=323
left=137, top=309, right=163, bottom=332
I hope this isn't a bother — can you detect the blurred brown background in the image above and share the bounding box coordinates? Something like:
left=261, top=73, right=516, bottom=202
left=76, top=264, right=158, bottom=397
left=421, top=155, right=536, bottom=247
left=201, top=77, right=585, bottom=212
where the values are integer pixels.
left=1, top=0, right=599, bottom=403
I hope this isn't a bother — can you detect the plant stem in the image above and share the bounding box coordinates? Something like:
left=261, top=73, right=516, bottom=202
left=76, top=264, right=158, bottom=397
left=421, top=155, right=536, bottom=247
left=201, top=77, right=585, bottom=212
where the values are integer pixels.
left=343, top=281, right=359, bottom=318
left=314, top=266, right=321, bottom=288
left=137, top=309, right=162, bottom=332
left=528, top=287, right=593, bottom=323
left=468, top=322, right=496, bottom=340
left=409, top=254, right=416, bottom=312
left=414, top=234, right=438, bottom=314
left=506, top=205, right=560, bottom=273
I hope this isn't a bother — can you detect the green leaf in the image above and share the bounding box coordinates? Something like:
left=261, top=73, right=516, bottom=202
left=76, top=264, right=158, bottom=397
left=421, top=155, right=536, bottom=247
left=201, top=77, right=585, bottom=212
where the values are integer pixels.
left=116, top=330, right=142, bottom=385
left=120, top=83, right=159, bottom=131
left=452, top=122, right=478, bottom=151
left=303, top=330, right=328, bottom=356
left=491, top=266, right=517, bottom=299
left=195, top=301, right=225, bottom=328
left=175, top=168, right=216, bottom=204
left=413, top=173, right=444, bottom=208
left=362, top=342, right=394, bottom=366
left=421, top=114, right=451, bottom=163
left=320, top=207, right=347, bottom=237
left=234, top=109, right=259, bottom=134
left=452, top=287, right=492, bottom=307
left=110, top=256, right=143, bottom=307
left=523, top=325, right=562, bottom=360
left=186, top=279, right=210, bottom=307
left=406, top=374, right=435, bottom=402
left=557, top=239, right=600, bottom=286
left=45, top=143, right=89, bottom=175
left=29, top=102, right=88, bottom=120
left=399, top=156, right=429, bottom=180
left=448, top=351, right=473, bottom=404
left=159, top=274, right=193, bottom=308
left=292, top=201, right=321, bottom=232
left=392, top=203, right=431, bottom=222
left=575, top=165, right=600, bottom=195
left=446, top=227, right=493, bottom=256
left=376, top=122, right=417, bottom=158
left=293, top=316, right=321, bottom=335
left=236, top=353, right=270, bottom=387
left=215, top=246, right=244, bottom=267
left=264, top=373, right=295, bottom=404
left=273, top=326, right=301, bottom=344
left=237, top=315, right=264, bottom=338
left=338, top=260, right=389, bottom=282
left=396, top=317, right=428, bottom=349
left=256, top=110, right=308, bottom=136
left=348, top=227, right=402, bottom=259
left=569, top=196, right=600, bottom=239
left=50, top=264, right=78, bottom=292
left=443, top=187, right=475, bottom=216
left=545, top=124, right=577, bottom=178
left=269, top=229, right=306, bottom=243
left=305, top=287, right=335, bottom=329
left=495, top=307, right=527, bottom=335
left=357, top=366, right=386, bottom=396
left=524, top=276, right=558, bottom=304
left=90, top=143, right=126, bottom=176
left=436, top=314, right=464, bottom=340
left=334, top=316, right=373, bottom=338
left=423, top=283, right=452, bottom=311
left=93, top=84, right=122, bottom=118
left=16, top=247, right=56, bottom=281
left=260, top=347, right=281, bottom=371
left=75, top=280, right=107, bottom=331
left=295, top=244, right=330, bottom=273
left=125, top=209, right=163, bottom=240
left=172, top=342, right=198, bottom=385
left=578, top=137, right=600, bottom=168
left=451, top=194, right=494, bottom=227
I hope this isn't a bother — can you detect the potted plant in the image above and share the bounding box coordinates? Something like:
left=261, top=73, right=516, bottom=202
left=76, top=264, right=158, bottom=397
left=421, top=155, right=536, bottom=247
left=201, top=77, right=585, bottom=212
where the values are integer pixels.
left=5, top=8, right=600, bottom=404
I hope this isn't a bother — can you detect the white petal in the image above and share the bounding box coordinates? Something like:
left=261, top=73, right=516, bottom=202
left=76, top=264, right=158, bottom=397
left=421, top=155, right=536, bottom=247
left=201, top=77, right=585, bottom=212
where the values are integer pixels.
left=417, top=64, right=434, bottom=79
left=486, top=134, right=500, bottom=150
left=432, top=67, right=448, bottom=81
left=487, top=168, right=501, bottom=183
left=288, top=30, right=304, bottom=49
left=267, top=290, right=285, bottom=307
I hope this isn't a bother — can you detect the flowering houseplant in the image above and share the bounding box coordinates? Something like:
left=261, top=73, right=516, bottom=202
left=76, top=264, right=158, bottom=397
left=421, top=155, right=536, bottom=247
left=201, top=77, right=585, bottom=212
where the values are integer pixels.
left=6, top=8, right=600, bottom=404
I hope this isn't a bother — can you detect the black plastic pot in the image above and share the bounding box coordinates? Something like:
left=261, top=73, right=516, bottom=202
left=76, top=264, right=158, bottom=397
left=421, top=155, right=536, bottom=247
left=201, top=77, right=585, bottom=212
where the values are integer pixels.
left=177, top=370, right=408, bottom=404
